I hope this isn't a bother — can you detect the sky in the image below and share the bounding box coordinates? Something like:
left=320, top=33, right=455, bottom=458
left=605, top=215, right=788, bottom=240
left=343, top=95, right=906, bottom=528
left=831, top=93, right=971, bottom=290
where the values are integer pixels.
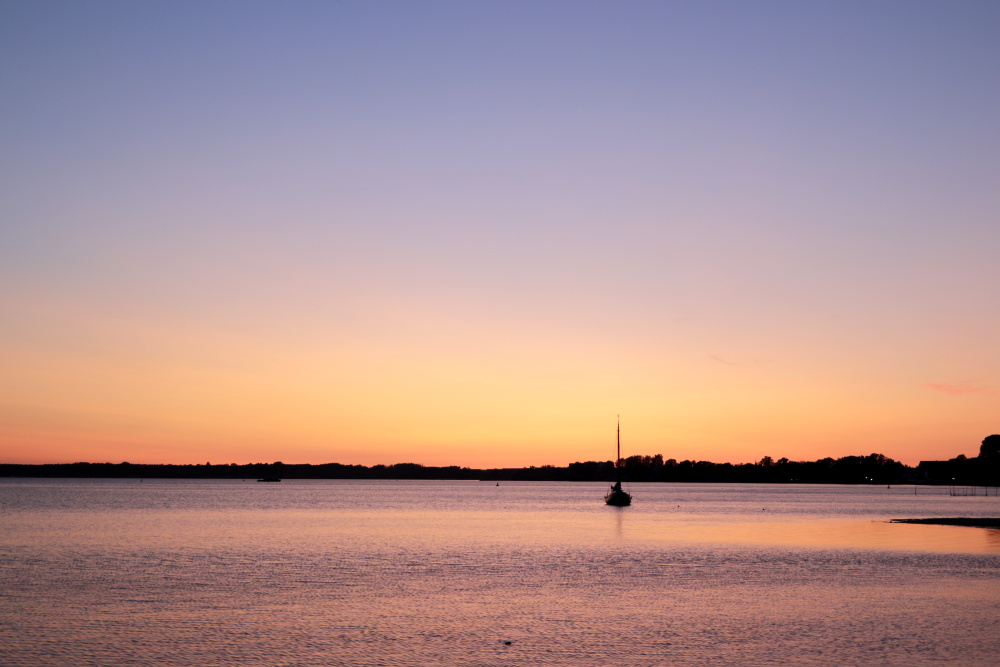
left=2, top=1, right=998, bottom=468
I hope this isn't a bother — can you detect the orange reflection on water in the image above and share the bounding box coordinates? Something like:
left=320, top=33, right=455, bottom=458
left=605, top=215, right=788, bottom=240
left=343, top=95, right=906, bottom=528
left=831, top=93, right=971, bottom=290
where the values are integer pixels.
left=625, top=513, right=1000, bottom=554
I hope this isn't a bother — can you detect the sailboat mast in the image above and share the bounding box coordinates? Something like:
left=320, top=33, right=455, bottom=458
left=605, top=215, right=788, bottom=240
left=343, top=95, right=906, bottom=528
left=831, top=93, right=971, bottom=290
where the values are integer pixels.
left=617, top=417, right=620, bottom=468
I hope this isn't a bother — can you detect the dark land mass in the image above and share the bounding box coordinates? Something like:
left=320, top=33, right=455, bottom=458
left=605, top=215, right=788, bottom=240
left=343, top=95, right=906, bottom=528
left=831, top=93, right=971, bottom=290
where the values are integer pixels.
left=890, top=518, right=1000, bottom=529
left=2, top=447, right=998, bottom=486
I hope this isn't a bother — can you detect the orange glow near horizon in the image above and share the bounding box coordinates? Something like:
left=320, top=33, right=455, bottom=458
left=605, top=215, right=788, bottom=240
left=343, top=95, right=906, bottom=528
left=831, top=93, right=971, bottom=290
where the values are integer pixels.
left=2, top=294, right=994, bottom=468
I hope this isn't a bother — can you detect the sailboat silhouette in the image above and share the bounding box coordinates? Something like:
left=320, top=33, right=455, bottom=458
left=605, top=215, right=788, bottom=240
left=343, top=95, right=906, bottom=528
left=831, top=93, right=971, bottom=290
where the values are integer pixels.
left=604, top=417, right=632, bottom=506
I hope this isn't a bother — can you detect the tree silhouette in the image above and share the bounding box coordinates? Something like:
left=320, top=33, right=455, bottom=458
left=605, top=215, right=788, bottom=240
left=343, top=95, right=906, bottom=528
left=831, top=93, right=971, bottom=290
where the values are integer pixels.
left=980, top=434, right=1000, bottom=459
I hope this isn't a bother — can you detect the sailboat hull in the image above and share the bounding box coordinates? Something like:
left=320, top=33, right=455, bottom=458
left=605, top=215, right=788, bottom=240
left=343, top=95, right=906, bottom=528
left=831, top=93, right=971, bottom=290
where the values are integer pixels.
left=604, top=489, right=632, bottom=506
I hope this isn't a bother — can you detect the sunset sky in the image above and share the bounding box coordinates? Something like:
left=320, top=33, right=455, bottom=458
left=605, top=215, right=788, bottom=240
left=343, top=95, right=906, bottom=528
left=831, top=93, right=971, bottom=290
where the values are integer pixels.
left=2, top=1, right=998, bottom=468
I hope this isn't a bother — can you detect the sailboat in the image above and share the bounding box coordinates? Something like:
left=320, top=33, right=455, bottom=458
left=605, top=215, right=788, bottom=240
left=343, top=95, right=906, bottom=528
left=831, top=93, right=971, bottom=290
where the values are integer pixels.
left=604, top=418, right=632, bottom=506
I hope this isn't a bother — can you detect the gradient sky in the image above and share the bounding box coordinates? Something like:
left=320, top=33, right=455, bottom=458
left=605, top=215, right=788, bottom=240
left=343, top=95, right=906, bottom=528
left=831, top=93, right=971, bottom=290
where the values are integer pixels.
left=2, top=1, right=998, bottom=467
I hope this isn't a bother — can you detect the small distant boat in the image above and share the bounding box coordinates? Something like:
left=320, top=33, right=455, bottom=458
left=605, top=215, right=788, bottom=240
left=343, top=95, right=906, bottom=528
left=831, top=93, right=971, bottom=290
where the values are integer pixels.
left=606, top=480, right=630, bottom=506
left=605, top=418, right=632, bottom=506
left=257, top=477, right=281, bottom=483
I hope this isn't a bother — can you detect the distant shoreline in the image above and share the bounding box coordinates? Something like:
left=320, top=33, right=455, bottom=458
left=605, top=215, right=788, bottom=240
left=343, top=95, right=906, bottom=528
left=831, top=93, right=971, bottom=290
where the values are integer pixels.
left=890, top=518, right=1000, bottom=529
left=1, top=455, right=997, bottom=486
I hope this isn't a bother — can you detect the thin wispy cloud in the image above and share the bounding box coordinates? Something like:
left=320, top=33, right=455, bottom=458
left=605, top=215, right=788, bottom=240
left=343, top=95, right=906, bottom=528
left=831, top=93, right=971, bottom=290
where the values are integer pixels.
left=926, top=382, right=998, bottom=396
left=708, top=354, right=740, bottom=366
left=708, top=355, right=772, bottom=368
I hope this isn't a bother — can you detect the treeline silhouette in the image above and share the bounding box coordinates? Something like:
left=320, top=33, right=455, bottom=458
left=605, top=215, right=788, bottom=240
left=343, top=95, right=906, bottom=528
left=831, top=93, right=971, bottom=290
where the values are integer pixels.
left=3, top=436, right=996, bottom=485
left=565, top=453, right=910, bottom=484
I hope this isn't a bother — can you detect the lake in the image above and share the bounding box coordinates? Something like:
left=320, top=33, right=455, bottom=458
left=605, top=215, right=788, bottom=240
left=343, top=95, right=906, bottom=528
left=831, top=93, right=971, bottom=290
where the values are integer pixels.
left=2, top=479, right=999, bottom=665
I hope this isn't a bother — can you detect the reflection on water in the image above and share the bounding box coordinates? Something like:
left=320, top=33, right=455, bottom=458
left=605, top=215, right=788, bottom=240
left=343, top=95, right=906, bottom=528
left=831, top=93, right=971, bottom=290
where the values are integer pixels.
left=1, top=480, right=999, bottom=666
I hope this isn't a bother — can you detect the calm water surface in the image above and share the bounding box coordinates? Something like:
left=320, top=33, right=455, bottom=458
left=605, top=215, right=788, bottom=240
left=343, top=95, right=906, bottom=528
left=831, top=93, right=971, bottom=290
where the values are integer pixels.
left=2, top=479, right=999, bottom=666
